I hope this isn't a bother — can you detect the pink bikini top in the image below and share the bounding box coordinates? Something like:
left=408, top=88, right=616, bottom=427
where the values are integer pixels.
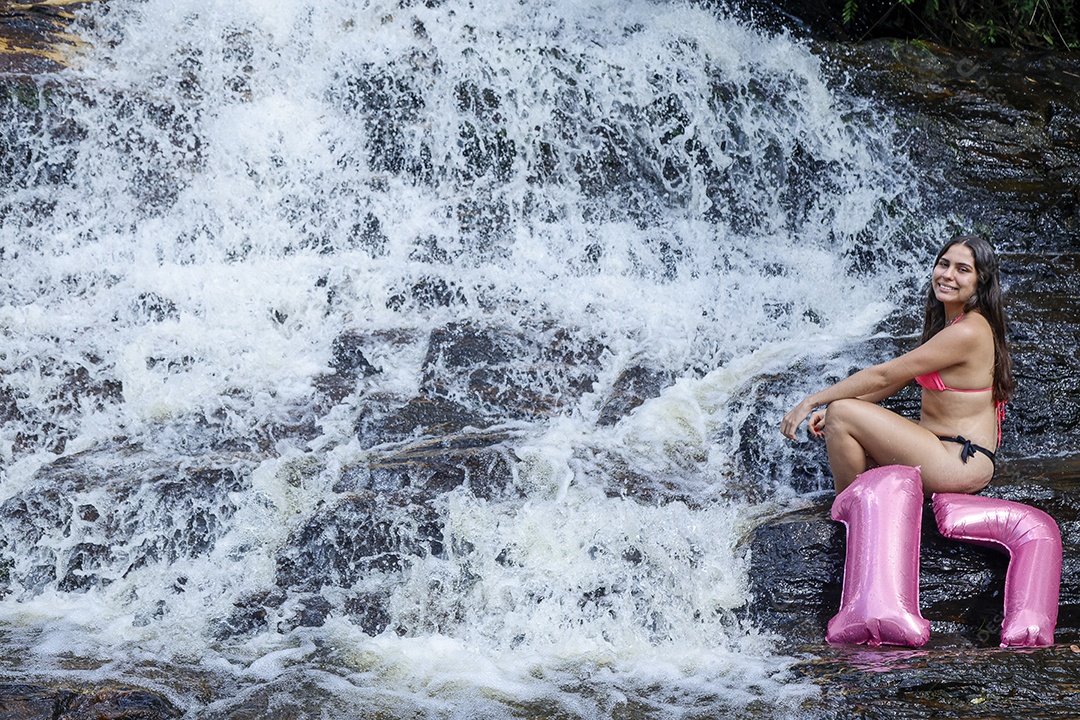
left=914, top=371, right=992, bottom=394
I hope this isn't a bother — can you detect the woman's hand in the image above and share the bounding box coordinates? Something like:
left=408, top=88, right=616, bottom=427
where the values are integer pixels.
left=781, top=399, right=814, bottom=440
left=807, top=408, right=827, bottom=438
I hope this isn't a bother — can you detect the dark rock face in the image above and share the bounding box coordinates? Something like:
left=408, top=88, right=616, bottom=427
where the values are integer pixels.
left=748, top=498, right=846, bottom=643
left=419, top=322, right=605, bottom=421
left=597, top=364, right=673, bottom=427
left=826, top=40, right=1080, bottom=252
left=0, top=0, right=91, bottom=75
left=748, top=473, right=1080, bottom=649
left=263, top=427, right=521, bottom=636
left=0, top=683, right=180, bottom=720
left=794, top=643, right=1080, bottom=720
left=362, top=430, right=519, bottom=500
left=311, top=328, right=383, bottom=406
left=345, top=322, right=606, bottom=444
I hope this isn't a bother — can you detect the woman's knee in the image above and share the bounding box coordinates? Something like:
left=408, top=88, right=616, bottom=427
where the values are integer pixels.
left=822, top=398, right=864, bottom=435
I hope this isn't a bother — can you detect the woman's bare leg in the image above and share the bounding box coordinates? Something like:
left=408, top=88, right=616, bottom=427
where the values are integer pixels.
left=820, top=399, right=878, bottom=486
left=822, top=398, right=992, bottom=494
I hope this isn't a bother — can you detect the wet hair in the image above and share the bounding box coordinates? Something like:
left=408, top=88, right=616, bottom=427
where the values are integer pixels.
left=921, top=235, right=1014, bottom=404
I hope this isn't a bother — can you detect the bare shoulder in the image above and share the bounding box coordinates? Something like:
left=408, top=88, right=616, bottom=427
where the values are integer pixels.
left=936, top=313, right=995, bottom=370
left=944, top=312, right=992, bottom=342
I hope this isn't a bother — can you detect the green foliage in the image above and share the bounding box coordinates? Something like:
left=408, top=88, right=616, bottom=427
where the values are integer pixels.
left=843, top=0, right=859, bottom=26
left=839, top=0, right=1080, bottom=48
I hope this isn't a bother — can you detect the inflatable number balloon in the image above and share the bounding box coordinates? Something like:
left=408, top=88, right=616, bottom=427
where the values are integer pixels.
left=827, top=465, right=931, bottom=647
left=932, top=493, right=1062, bottom=647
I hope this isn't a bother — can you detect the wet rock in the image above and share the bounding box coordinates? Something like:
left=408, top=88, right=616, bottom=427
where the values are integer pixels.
left=213, top=589, right=283, bottom=639
left=313, top=328, right=383, bottom=406
left=0, top=382, right=22, bottom=425
left=216, top=406, right=321, bottom=453
left=0, top=684, right=55, bottom=719
left=60, top=685, right=181, bottom=719
left=357, top=394, right=491, bottom=444
left=329, top=330, right=381, bottom=379
left=56, top=541, right=114, bottom=593
left=597, top=364, right=673, bottom=426
left=796, top=643, right=1080, bottom=720
left=747, top=497, right=844, bottom=642
left=0, top=0, right=93, bottom=75
left=729, top=0, right=845, bottom=41
left=359, top=430, right=519, bottom=499
left=0, top=447, right=248, bottom=596
left=199, top=681, right=338, bottom=720
left=248, top=430, right=520, bottom=638
left=825, top=40, right=1080, bottom=252
left=748, top=473, right=1080, bottom=648
left=52, top=365, right=124, bottom=415
left=0, top=683, right=180, bottom=720
left=344, top=592, right=392, bottom=635
left=387, top=276, right=468, bottom=311
left=287, top=594, right=333, bottom=629
left=353, top=322, right=603, bottom=446
left=274, top=490, right=443, bottom=593
left=125, top=292, right=180, bottom=324
left=267, top=430, right=513, bottom=631
left=421, top=322, right=604, bottom=421
left=265, top=488, right=447, bottom=637
left=1000, top=251, right=1080, bottom=460
left=352, top=211, right=388, bottom=256
left=8, top=359, right=124, bottom=456
left=218, top=587, right=393, bottom=639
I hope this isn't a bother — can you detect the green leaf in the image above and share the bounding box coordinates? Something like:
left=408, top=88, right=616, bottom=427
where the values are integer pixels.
left=842, top=0, right=858, bottom=25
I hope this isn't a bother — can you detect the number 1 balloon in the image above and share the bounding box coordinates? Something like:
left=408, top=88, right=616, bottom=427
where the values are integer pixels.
left=827, top=465, right=931, bottom=647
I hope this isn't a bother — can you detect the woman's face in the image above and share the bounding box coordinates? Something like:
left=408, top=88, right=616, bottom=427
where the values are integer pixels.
left=932, top=243, right=979, bottom=306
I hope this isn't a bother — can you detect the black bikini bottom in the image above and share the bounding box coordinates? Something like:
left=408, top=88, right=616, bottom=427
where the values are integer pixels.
left=939, top=435, right=996, bottom=467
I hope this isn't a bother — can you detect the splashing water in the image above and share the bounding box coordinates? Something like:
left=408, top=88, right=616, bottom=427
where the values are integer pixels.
left=0, top=0, right=928, bottom=716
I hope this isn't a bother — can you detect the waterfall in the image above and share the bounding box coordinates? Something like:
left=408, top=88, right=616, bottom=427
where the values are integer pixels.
left=0, top=0, right=927, bottom=716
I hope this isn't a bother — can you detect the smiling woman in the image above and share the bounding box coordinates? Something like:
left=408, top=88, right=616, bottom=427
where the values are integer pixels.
left=780, top=235, right=1014, bottom=494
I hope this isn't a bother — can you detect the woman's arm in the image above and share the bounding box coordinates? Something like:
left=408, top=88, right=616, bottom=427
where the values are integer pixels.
left=857, top=379, right=912, bottom=404
left=781, top=319, right=984, bottom=440
left=781, top=362, right=906, bottom=439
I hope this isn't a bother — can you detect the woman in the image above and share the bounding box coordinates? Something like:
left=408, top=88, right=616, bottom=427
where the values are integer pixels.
left=781, top=235, right=1014, bottom=495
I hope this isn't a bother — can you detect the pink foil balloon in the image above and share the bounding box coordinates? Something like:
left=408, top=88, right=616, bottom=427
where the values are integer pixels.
left=827, top=465, right=931, bottom=647
left=932, top=493, right=1062, bottom=647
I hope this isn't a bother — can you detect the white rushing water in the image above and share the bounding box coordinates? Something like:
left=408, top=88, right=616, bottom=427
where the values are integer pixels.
left=0, top=0, right=931, bottom=716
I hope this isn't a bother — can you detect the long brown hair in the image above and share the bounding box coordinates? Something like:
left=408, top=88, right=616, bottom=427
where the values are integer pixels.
left=921, top=235, right=1014, bottom=404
